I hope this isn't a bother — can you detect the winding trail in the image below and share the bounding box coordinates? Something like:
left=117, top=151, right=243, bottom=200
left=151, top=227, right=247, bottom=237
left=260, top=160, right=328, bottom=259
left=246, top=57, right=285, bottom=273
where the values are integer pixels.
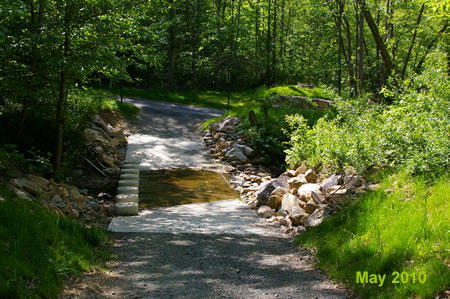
left=62, top=98, right=349, bottom=298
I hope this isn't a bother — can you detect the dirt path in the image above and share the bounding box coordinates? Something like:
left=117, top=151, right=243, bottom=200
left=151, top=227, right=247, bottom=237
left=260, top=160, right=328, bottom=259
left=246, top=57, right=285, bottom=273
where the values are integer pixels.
left=62, top=98, right=349, bottom=298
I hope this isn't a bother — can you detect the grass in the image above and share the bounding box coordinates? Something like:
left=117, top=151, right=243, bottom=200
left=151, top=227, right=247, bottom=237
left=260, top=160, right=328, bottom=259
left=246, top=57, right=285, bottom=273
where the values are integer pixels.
left=95, top=84, right=331, bottom=119
left=0, top=184, right=110, bottom=298
left=297, top=171, right=450, bottom=298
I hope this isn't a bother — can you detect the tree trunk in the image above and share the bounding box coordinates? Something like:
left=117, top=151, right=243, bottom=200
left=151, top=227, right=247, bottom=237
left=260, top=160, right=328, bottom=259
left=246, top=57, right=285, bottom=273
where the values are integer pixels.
left=401, top=3, right=425, bottom=79
left=356, top=0, right=394, bottom=76
left=18, top=1, right=42, bottom=142
left=266, top=0, right=272, bottom=86
left=55, top=4, right=71, bottom=174
left=167, top=0, right=175, bottom=88
left=337, top=0, right=342, bottom=95
left=358, top=10, right=364, bottom=93
left=415, top=21, right=448, bottom=73
left=343, top=16, right=356, bottom=96
left=272, top=0, right=277, bottom=84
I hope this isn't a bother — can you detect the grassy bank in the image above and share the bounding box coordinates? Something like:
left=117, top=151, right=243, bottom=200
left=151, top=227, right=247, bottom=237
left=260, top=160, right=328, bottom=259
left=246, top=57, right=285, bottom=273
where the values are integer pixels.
left=96, top=85, right=330, bottom=116
left=0, top=185, right=110, bottom=298
left=297, top=171, right=449, bottom=298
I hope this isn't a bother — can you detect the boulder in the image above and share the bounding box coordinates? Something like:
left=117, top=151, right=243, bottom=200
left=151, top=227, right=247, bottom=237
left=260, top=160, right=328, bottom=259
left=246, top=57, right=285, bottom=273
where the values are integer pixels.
left=257, top=205, right=273, bottom=218
left=304, top=169, right=317, bottom=183
left=213, top=132, right=227, bottom=140
left=217, top=140, right=233, bottom=152
left=295, top=162, right=308, bottom=176
left=267, top=186, right=287, bottom=209
left=343, top=175, right=361, bottom=189
left=281, top=192, right=301, bottom=214
left=233, top=143, right=255, bottom=157
left=320, top=174, right=340, bottom=193
left=224, top=147, right=249, bottom=163
left=69, top=187, right=86, bottom=203
left=289, top=206, right=308, bottom=225
left=218, top=117, right=241, bottom=133
left=366, top=183, right=380, bottom=191
left=10, top=186, right=33, bottom=201
left=328, top=188, right=348, bottom=201
left=297, top=184, right=321, bottom=201
left=311, top=191, right=326, bottom=204
left=288, top=175, right=307, bottom=190
left=255, top=176, right=288, bottom=206
left=304, top=208, right=325, bottom=228
left=305, top=199, right=318, bottom=214
left=282, top=170, right=296, bottom=177
left=101, top=153, right=117, bottom=168
left=26, top=175, right=49, bottom=190
left=11, top=178, right=41, bottom=196
left=91, top=115, right=112, bottom=136
left=112, top=128, right=127, bottom=143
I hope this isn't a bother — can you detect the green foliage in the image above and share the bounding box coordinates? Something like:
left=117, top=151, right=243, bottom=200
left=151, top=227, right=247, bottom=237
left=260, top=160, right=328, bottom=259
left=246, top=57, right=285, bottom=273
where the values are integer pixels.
left=297, top=171, right=450, bottom=298
left=285, top=54, right=449, bottom=176
left=0, top=186, right=109, bottom=298
left=0, top=145, right=26, bottom=177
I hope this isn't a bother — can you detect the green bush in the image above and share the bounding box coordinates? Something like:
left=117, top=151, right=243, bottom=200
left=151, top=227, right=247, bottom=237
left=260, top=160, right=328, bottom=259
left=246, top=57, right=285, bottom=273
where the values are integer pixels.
left=284, top=52, right=449, bottom=176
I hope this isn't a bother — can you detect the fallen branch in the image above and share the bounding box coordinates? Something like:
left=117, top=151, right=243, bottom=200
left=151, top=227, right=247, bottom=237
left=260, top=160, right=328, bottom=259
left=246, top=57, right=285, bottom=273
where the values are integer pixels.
left=81, top=155, right=108, bottom=178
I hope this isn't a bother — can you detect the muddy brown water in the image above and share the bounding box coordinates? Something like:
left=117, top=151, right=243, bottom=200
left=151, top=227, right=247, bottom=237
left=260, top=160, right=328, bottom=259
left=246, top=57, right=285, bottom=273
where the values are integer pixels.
left=139, top=169, right=240, bottom=208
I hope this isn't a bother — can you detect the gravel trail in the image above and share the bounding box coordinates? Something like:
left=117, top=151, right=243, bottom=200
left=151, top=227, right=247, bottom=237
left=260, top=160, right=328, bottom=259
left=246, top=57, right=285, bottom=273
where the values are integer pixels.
left=62, top=98, right=349, bottom=298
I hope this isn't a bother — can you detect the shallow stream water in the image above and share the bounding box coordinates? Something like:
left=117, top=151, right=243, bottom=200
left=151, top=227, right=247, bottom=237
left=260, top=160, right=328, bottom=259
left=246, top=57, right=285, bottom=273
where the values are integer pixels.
left=139, top=169, right=239, bottom=208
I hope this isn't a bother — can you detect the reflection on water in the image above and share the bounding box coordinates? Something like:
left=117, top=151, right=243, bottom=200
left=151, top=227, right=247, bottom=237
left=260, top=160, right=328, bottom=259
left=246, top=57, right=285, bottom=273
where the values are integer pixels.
left=139, top=169, right=240, bottom=208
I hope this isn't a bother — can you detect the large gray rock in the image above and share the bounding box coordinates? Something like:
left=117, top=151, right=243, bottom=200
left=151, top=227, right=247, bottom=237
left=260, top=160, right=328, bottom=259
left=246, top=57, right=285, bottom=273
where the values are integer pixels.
left=305, top=199, right=318, bottom=214
left=233, top=143, right=255, bottom=157
left=255, top=176, right=289, bottom=206
left=304, top=169, right=317, bottom=183
left=224, top=147, right=249, bottom=163
left=320, top=174, right=340, bottom=193
left=267, top=187, right=287, bottom=209
left=311, top=191, right=326, bottom=204
left=281, top=192, right=301, bottom=214
left=304, top=208, right=325, bottom=228
left=343, top=175, right=361, bottom=189
left=288, top=175, right=307, bottom=190
left=289, top=206, right=308, bottom=225
left=11, top=178, right=41, bottom=196
left=257, top=205, right=273, bottom=218
left=297, top=184, right=321, bottom=201
left=218, top=117, right=241, bottom=133
left=91, top=114, right=114, bottom=137
left=295, top=162, right=308, bottom=176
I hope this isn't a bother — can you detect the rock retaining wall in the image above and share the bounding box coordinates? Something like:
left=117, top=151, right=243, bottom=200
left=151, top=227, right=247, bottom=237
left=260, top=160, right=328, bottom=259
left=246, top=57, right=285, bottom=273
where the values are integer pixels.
left=8, top=112, right=130, bottom=225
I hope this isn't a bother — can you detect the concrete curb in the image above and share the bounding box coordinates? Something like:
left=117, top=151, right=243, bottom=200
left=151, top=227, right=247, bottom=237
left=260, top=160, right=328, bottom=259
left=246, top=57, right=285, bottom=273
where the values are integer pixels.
left=114, top=159, right=141, bottom=216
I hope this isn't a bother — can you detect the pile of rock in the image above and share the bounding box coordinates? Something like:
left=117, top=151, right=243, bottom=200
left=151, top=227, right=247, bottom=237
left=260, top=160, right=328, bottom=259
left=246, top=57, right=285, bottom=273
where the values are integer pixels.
left=203, top=116, right=264, bottom=166
left=202, top=116, right=273, bottom=201
left=250, top=164, right=379, bottom=234
left=203, top=116, right=379, bottom=235
left=7, top=111, right=130, bottom=225
left=82, top=112, right=128, bottom=176
left=9, top=174, right=114, bottom=224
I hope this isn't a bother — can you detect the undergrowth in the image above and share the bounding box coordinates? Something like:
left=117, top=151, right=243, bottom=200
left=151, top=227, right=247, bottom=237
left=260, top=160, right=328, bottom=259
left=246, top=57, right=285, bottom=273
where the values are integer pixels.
left=0, top=185, right=110, bottom=298
left=297, top=171, right=449, bottom=298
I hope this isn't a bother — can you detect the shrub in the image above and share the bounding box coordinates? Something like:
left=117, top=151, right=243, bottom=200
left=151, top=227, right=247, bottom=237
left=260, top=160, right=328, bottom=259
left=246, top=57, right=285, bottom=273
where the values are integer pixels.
left=284, top=54, right=449, bottom=177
